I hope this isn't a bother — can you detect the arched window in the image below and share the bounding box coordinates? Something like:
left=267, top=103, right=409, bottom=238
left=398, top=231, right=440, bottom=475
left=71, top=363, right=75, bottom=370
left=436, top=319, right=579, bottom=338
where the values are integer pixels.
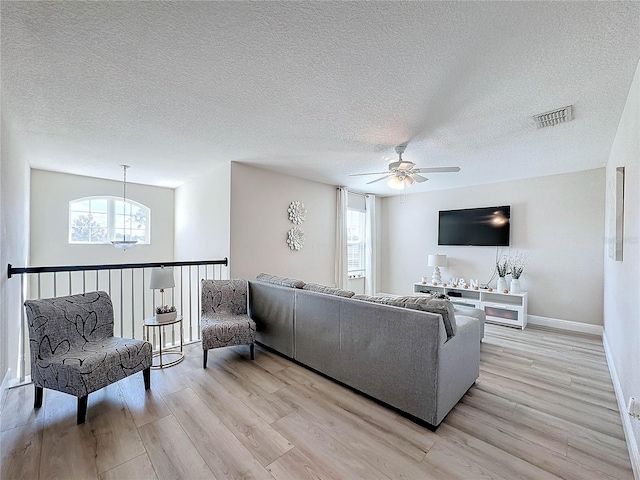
left=69, top=196, right=150, bottom=244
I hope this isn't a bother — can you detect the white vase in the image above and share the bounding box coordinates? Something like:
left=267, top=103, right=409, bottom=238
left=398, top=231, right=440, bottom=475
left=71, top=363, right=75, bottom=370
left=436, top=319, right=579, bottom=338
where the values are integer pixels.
left=497, top=277, right=507, bottom=292
left=510, top=279, right=521, bottom=294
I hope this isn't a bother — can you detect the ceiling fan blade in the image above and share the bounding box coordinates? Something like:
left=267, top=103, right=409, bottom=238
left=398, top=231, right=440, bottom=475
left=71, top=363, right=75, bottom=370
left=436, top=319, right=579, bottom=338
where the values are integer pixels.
left=388, top=160, right=415, bottom=171
left=366, top=174, right=392, bottom=184
left=349, top=171, right=391, bottom=176
left=413, top=167, right=461, bottom=173
left=411, top=173, right=428, bottom=183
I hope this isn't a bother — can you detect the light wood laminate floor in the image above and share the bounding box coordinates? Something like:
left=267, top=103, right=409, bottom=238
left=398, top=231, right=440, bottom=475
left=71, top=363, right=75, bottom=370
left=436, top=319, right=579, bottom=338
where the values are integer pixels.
left=1, top=324, right=634, bottom=479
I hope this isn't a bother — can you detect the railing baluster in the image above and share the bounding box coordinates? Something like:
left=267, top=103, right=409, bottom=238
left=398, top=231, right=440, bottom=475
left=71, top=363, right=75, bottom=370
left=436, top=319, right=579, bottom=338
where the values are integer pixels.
left=37, top=273, right=41, bottom=299
left=131, top=269, right=135, bottom=339
left=189, top=265, right=193, bottom=343
left=142, top=268, right=146, bottom=319
left=171, top=269, right=176, bottom=347
left=120, top=269, right=124, bottom=337
left=196, top=265, right=201, bottom=341
left=53, top=272, right=57, bottom=297
left=180, top=266, right=184, bottom=342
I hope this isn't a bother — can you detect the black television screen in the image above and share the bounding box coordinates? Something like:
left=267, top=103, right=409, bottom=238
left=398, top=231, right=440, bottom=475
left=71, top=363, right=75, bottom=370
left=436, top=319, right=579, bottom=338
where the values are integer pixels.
left=438, top=206, right=510, bottom=246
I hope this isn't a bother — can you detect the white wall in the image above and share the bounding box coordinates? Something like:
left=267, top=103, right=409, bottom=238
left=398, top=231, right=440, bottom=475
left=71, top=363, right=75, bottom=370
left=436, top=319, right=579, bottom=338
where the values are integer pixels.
left=174, top=162, right=230, bottom=262
left=0, top=117, right=30, bottom=383
left=30, top=170, right=175, bottom=266
left=229, top=163, right=336, bottom=284
left=381, top=169, right=605, bottom=326
left=603, top=60, right=640, bottom=470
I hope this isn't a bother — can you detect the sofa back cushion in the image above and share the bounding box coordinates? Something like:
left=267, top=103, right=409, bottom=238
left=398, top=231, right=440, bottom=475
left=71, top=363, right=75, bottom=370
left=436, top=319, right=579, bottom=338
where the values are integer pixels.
left=302, top=283, right=355, bottom=298
left=352, top=294, right=457, bottom=338
left=256, top=273, right=305, bottom=289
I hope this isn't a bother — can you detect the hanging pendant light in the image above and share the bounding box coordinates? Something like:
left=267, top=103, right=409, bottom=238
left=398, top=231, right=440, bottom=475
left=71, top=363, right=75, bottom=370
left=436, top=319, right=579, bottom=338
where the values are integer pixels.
left=111, top=164, right=138, bottom=250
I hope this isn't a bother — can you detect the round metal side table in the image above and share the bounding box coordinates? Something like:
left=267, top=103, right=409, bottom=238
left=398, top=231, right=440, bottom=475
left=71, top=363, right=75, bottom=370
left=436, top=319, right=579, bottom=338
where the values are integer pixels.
left=143, top=315, right=184, bottom=369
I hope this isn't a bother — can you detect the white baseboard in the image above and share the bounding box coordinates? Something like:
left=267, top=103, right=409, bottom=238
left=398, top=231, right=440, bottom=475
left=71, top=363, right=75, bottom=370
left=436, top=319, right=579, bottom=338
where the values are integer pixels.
left=0, top=368, right=11, bottom=414
left=7, top=374, right=32, bottom=391
left=603, top=332, right=640, bottom=479
left=527, top=315, right=603, bottom=337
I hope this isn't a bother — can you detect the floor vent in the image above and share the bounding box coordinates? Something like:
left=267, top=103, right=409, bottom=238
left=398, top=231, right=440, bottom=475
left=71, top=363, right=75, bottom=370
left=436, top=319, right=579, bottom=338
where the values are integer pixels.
left=533, top=105, right=573, bottom=128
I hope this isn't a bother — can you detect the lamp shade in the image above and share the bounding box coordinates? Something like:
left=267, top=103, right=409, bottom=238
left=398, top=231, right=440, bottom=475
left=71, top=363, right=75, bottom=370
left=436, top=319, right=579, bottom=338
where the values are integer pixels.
left=149, top=267, right=175, bottom=290
left=387, top=176, right=405, bottom=190
left=428, top=254, right=447, bottom=267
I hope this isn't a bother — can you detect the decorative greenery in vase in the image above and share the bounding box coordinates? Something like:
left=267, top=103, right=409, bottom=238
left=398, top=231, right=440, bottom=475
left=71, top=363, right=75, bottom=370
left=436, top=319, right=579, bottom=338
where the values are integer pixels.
left=506, top=251, right=532, bottom=279
left=156, top=305, right=176, bottom=315
left=496, top=258, right=510, bottom=278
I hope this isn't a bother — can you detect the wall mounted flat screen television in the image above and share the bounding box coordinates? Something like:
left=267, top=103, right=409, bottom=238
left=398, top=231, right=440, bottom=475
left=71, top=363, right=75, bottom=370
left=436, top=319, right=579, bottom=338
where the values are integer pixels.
left=438, top=206, right=511, bottom=246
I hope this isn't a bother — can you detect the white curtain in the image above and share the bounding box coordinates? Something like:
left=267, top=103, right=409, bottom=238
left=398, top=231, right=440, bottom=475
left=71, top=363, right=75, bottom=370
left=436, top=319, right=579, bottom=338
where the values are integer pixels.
left=335, top=187, right=348, bottom=288
left=365, top=194, right=377, bottom=295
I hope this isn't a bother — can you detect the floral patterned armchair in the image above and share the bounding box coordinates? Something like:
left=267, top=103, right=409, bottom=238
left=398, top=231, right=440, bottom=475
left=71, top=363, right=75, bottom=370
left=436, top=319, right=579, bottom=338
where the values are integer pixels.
left=24, top=291, right=152, bottom=424
left=201, top=279, right=256, bottom=367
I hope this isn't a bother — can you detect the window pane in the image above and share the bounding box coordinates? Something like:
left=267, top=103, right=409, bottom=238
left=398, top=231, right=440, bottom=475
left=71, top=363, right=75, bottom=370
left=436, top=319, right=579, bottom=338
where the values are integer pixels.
left=70, top=212, right=90, bottom=241
left=90, top=198, right=108, bottom=213
left=71, top=200, right=90, bottom=213
left=70, top=213, right=107, bottom=242
left=347, top=208, right=366, bottom=275
left=114, top=200, right=126, bottom=215
left=69, top=196, right=150, bottom=245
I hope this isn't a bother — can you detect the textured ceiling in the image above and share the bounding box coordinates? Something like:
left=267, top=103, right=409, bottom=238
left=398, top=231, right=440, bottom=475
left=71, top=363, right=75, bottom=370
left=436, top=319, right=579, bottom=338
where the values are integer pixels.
left=2, top=1, right=639, bottom=195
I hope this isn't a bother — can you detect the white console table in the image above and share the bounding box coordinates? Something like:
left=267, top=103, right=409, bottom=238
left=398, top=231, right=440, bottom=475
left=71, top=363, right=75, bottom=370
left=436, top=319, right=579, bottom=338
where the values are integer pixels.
left=413, top=283, right=528, bottom=330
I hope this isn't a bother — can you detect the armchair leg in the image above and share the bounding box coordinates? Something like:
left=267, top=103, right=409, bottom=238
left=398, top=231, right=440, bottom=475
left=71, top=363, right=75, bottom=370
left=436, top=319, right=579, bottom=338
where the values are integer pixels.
left=203, top=349, right=208, bottom=368
left=250, top=343, right=255, bottom=360
left=143, top=367, right=151, bottom=390
left=34, top=386, right=43, bottom=408
left=77, top=396, right=88, bottom=425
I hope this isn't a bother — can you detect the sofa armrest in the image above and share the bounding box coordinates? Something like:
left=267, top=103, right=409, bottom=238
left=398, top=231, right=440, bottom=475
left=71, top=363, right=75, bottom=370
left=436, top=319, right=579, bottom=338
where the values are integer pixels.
left=248, top=280, right=296, bottom=358
left=454, top=305, right=486, bottom=340
left=435, top=316, right=481, bottom=425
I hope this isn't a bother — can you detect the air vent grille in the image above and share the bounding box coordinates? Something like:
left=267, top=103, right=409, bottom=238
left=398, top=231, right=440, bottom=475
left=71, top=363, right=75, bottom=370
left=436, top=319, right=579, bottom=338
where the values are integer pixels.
left=533, top=105, right=573, bottom=128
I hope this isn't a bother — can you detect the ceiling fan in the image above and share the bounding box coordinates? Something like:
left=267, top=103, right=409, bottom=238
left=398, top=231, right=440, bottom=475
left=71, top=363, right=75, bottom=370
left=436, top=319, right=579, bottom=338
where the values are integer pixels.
left=350, top=145, right=461, bottom=190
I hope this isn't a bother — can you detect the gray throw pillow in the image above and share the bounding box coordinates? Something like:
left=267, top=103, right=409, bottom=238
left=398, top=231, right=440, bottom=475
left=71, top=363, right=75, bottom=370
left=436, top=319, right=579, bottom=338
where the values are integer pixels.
left=256, top=273, right=305, bottom=289
left=302, top=283, right=355, bottom=298
left=352, top=294, right=457, bottom=338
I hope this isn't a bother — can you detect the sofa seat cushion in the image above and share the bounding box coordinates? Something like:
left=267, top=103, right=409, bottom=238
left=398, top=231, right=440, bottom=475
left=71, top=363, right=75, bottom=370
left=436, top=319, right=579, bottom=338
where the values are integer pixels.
left=302, top=283, right=355, bottom=298
left=256, top=273, right=305, bottom=289
left=202, top=314, right=256, bottom=349
left=353, top=294, right=457, bottom=338
left=32, top=337, right=152, bottom=397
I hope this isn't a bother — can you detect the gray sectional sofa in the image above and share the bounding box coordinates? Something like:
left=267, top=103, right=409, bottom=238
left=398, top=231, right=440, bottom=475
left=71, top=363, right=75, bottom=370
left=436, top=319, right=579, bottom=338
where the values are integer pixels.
left=248, top=274, right=484, bottom=429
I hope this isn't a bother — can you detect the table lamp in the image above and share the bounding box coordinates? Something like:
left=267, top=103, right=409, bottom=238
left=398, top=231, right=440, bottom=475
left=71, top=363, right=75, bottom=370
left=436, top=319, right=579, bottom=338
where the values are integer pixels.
left=428, top=254, right=447, bottom=284
left=149, top=266, right=175, bottom=308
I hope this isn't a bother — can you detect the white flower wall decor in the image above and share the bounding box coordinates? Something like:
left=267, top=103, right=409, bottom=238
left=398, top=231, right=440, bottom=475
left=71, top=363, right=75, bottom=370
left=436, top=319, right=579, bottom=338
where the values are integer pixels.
left=287, top=226, right=305, bottom=251
left=286, top=201, right=307, bottom=251
left=287, top=201, right=307, bottom=225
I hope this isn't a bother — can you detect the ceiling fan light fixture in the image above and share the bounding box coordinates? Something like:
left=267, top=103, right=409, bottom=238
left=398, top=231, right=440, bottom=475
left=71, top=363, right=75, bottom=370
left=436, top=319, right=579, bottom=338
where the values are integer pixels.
left=387, top=175, right=405, bottom=190
left=404, top=176, right=415, bottom=186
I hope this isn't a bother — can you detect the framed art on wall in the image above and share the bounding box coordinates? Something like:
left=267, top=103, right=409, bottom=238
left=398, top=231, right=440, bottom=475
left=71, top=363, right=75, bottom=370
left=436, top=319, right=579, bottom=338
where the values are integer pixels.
left=609, top=166, right=625, bottom=261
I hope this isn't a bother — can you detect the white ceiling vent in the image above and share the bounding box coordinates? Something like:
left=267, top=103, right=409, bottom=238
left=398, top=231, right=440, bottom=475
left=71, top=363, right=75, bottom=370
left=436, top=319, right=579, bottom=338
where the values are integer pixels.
left=533, top=105, right=573, bottom=128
